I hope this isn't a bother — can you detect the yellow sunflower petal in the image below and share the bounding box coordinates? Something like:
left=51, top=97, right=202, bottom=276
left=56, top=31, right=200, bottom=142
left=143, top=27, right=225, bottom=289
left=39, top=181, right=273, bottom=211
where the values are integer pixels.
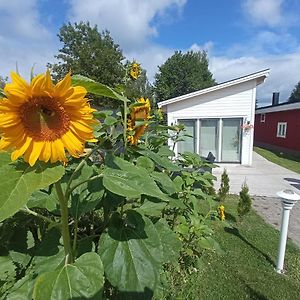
left=61, top=131, right=83, bottom=157
left=28, top=141, right=44, bottom=166
left=54, top=72, right=72, bottom=97
left=39, top=141, right=51, bottom=163
left=31, top=74, right=46, bottom=94
left=11, top=72, right=29, bottom=90
left=11, top=136, right=32, bottom=161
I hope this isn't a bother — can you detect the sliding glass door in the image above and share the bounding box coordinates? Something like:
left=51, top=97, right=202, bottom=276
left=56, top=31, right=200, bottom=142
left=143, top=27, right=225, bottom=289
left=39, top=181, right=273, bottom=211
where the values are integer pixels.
left=221, top=119, right=242, bottom=162
left=177, top=119, right=195, bottom=153
left=176, top=118, right=242, bottom=163
left=199, top=119, right=218, bottom=159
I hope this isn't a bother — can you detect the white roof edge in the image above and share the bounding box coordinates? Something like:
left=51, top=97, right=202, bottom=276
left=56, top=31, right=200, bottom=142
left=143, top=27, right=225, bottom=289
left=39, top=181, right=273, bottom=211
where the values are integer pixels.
left=256, top=102, right=300, bottom=114
left=157, top=68, right=270, bottom=108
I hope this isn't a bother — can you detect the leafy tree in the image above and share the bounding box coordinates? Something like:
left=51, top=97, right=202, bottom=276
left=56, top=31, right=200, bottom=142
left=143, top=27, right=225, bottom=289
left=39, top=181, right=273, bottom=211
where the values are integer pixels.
left=218, top=169, right=230, bottom=202
left=0, top=76, right=7, bottom=89
left=154, top=50, right=216, bottom=102
left=48, top=22, right=125, bottom=106
left=289, top=81, right=300, bottom=102
left=237, top=182, right=252, bottom=218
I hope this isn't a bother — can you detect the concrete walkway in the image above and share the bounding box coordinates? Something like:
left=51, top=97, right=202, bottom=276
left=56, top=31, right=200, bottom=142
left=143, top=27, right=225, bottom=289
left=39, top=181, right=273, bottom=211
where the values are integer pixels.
left=213, top=152, right=300, bottom=246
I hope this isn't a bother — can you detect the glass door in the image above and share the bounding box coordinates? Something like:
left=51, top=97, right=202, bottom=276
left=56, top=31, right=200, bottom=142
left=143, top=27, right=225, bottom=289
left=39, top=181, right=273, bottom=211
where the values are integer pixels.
left=221, top=119, right=242, bottom=162
left=199, top=119, right=218, bottom=159
left=177, top=119, right=196, bottom=154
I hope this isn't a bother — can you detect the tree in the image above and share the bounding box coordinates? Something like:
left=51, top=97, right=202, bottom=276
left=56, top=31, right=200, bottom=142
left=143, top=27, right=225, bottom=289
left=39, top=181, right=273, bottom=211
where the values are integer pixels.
left=289, top=81, right=300, bottom=102
left=154, top=50, right=216, bottom=102
left=48, top=22, right=125, bottom=106
left=218, top=169, right=230, bottom=202
left=237, top=182, right=252, bottom=219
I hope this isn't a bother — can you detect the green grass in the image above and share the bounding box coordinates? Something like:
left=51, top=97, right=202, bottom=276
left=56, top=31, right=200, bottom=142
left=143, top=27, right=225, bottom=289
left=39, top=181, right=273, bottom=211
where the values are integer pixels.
left=164, top=196, right=300, bottom=300
left=254, top=146, right=300, bottom=174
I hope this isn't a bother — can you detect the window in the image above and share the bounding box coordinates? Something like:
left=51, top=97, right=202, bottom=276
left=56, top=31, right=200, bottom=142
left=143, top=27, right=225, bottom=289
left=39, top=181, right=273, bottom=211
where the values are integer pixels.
left=176, top=118, right=242, bottom=162
left=277, top=122, right=287, bottom=138
left=260, top=113, right=265, bottom=123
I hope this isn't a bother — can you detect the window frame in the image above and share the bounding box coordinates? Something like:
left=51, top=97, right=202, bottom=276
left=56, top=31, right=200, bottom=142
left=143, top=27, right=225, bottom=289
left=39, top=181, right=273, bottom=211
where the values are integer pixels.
left=277, top=122, right=287, bottom=138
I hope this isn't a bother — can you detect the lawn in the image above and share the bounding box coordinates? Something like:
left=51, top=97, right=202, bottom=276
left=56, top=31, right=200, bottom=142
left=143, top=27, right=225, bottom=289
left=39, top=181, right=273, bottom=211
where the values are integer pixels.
left=163, top=195, right=300, bottom=300
left=254, top=146, right=300, bottom=174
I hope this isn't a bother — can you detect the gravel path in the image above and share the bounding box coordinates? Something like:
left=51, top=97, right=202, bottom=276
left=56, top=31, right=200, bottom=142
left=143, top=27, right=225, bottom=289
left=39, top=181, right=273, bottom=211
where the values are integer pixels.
left=252, top=196, right=300, bottom=247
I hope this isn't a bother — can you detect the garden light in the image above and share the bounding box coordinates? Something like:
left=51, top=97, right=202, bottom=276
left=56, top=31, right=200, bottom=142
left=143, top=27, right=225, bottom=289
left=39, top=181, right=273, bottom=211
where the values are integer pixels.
left=276, top=189, right=300, bottom=274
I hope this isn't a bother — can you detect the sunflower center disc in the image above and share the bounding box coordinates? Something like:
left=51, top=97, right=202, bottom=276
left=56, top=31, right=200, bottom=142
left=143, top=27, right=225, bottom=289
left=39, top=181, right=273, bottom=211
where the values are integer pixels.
left=20, top=97, right=70, bottom=141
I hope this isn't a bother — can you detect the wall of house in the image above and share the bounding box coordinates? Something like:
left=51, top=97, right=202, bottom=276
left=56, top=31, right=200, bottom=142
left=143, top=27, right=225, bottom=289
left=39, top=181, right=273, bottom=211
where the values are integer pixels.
left=166, top=80, right=257, bottom=165
left=254, top=109, right=300, bottom=152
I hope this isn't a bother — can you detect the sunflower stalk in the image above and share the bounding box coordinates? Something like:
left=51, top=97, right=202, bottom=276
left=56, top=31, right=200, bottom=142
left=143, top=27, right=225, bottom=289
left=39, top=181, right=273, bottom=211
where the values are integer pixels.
left=123, top=97, right=128, bottom=153
left=55, top=181, right=73, bottom=264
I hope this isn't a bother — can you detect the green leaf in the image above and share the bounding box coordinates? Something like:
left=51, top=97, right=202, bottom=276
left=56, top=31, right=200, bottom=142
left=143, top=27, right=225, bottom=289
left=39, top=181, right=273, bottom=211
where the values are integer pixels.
left=103, top=166, right=172, bottom=202
left=155, top=219, right=182, bottom=264
left=157, top=146, right=175, bottom=157
left=33, top=252, right=104, bottom=300
left=151, top=171, right=176, bottom=195
left=136, top=148, right=181, bottom=171
left=103, top=168, right=141, bottom=198
left=136, top=200, right=166, bottom=217
left=136, top=156, right=155, bottom=172
left=27, top=190, right=58, bottom=211
left=72, top=74, right=128, bottom=102
left=173, top=176, right=184, bottom=192
left=0, top=159, right=64, bottom=222
left=104, top=115, right=118, bottom=126
left=0, top=256, right=16, bottom=281
left=98, top=210, right=163, bottom=292
left=5, top=274, right=36, bottom=300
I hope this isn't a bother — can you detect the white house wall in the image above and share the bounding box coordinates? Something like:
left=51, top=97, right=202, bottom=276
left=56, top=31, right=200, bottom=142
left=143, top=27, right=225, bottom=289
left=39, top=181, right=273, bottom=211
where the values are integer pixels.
left=166, top=80, right=257, bottom=165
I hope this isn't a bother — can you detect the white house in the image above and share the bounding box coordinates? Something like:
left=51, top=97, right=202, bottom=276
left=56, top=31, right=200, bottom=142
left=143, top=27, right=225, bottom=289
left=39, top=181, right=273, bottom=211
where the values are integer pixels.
left=158, top=69, right=270, bottom=166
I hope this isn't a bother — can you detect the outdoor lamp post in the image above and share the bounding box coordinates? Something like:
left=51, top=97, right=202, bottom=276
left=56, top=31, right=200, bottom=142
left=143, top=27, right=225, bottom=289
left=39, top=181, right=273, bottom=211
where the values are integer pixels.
left=276, top=189, right=300, bottom=274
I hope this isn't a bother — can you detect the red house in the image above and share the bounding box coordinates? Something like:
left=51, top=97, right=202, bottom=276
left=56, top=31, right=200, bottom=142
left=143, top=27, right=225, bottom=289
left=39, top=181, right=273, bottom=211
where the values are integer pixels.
left=255, top=93, right=300, bottom=155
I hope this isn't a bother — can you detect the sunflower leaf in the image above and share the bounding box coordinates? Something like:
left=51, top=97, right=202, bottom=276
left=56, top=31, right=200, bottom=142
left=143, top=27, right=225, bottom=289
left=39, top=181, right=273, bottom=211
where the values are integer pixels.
left=72, top=74, right=129, bottom=102
left=33, top=252, right=104, bottom=300
left=98, top=211, right=163, bottom=293
left=0, top=154, right=65, bottom=222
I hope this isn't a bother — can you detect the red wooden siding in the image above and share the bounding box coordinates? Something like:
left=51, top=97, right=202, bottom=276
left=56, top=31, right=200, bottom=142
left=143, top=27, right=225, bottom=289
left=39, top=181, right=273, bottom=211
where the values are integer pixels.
left=254, top=109, right=300, bottom=151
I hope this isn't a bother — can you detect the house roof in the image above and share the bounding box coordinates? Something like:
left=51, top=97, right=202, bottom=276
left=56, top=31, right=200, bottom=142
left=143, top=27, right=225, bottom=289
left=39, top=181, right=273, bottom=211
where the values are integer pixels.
left=157, top=68, right=270, bottom=108
left=256, top=101, right=300, bottom=114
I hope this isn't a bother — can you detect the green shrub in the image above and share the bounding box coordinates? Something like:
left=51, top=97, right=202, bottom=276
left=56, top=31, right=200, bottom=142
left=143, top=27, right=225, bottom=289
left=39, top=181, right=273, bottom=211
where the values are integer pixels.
left=218, top=169, right=230, bottom=202
left=237, top=182, right=252, bottom=218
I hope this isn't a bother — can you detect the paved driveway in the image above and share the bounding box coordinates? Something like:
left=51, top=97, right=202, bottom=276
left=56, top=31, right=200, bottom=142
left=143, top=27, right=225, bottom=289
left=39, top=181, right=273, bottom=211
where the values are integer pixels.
left=213, top=151, right=300, bottom=197
left=213, top=152, right=300, bottom=246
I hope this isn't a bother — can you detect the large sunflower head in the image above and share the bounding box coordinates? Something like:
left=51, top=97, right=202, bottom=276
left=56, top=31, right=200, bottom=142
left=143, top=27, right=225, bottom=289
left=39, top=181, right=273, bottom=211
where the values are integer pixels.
left=0, top=71, right=98, bottom=166
left=127, top=97, right=151, bottom=145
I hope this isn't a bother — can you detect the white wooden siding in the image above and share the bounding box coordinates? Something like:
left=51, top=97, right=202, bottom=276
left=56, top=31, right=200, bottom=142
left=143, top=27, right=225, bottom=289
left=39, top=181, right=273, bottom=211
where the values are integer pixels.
left=166, top=80, right=257, bottom=165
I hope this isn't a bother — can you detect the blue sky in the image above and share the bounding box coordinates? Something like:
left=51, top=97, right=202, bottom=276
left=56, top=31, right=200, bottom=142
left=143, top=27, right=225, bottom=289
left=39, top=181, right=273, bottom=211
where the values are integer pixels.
left=1, top=0, right=300, bottom=106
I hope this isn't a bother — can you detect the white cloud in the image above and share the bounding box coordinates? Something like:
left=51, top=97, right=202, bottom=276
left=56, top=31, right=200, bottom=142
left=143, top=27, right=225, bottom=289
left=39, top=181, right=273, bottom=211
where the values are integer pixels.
left=210, top=50, right=300, bottom=106
left=0, top=0, right=50, bottom=40
left=243, top=0, right=285, bottom=27
left=0, top=0, right=57, bottom=79
left=68, top=0, right=187, bottom=51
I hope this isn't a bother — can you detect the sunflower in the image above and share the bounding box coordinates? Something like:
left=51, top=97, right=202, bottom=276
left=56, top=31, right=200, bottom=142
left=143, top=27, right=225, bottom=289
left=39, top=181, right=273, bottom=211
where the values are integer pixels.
left=129, top=62, right=141, bottom=80
left=0, top=71, right=98, bottom=166
left=127, top=97, right=151, bottom=145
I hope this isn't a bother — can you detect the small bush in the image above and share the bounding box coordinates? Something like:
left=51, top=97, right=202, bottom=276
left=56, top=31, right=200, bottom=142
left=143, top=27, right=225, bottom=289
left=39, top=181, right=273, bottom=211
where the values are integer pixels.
left=237, top=182, right=252, bottom=218
left=218, top=169, right=230, bottom=202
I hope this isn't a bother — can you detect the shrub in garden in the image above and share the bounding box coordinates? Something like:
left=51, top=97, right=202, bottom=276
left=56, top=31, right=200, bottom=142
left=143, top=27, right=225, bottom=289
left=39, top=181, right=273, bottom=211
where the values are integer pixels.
left=218, top=168, right=230, bottom=202
left=237, top=182, right=252, bottom=219
left=0, top=63, right=220, bottom=299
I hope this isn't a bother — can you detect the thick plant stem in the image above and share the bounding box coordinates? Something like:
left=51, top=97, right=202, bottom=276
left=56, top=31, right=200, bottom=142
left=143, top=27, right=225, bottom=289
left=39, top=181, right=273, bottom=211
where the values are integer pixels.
left=123, top=99, right=128, bottom=153
left=55, top=181, right=73, bottom=264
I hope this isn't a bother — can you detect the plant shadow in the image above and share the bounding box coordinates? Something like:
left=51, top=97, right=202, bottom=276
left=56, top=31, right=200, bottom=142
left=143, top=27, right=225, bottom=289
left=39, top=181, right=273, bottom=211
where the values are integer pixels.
left=224, top=227, right=275, bottom=268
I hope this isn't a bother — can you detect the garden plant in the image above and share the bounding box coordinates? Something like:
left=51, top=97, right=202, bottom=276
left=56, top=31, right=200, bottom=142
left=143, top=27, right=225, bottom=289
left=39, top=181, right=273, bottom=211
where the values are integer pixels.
left=0, top=63, right=220, bottom=299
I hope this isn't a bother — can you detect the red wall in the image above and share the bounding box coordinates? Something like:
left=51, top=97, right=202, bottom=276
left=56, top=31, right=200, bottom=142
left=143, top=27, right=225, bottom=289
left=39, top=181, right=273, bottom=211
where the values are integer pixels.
left=254, top=109, right=300, bottom=151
